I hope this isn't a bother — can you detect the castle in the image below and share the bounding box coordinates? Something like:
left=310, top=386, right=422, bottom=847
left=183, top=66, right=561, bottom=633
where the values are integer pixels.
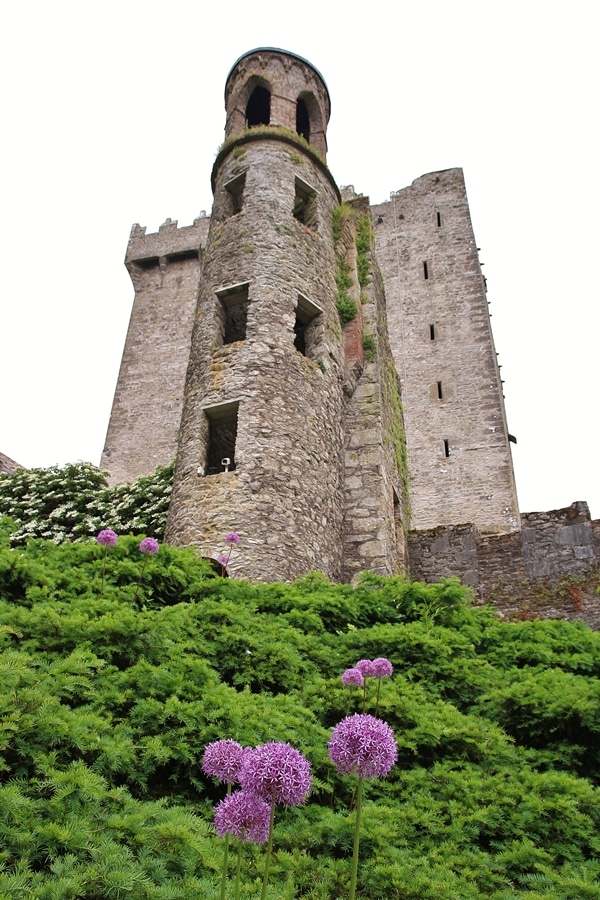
left=101, top=49, right=598, bottom=603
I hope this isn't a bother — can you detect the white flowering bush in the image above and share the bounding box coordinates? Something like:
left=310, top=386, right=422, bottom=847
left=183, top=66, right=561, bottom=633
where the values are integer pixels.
left=0, top=461, right=173, bottom=545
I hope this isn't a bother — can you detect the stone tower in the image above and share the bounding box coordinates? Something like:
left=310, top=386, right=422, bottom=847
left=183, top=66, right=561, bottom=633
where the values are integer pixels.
left=101, top=48, right=519, bottom=583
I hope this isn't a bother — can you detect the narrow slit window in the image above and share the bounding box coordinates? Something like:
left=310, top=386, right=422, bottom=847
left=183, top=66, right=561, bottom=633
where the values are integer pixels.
left=216, top=282, right=250, bottom=345
left=437, top=381, right=443, bottom=400
left=224, top=172, right=246, bottom=216
left=429, top=323, right=436, bottom=340
left=443, top=439, right=450, bottom=458
left=423, top=261, right=429, bottom=280
left=205, top=401, right=239, bottom=475
left=294, top=294, right=322, bottom=357
left=293, top=177, right=318, bottom=230
left=436, top=211, right=442, bottom=227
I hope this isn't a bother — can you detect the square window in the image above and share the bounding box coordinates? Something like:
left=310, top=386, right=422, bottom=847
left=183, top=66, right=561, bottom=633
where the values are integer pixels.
left=224, top=171, right=246, bottom=216
left=293, top=177, right=318, bottom=230
left=294, top=293, right=322, bottom=358
left=216, top=282, right=250, bottom=345
left=204, top=401, right=239, bottom=475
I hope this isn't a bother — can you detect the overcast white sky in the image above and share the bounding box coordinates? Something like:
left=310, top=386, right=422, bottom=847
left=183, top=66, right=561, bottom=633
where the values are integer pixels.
left=1, top=0, right=597, bottom=518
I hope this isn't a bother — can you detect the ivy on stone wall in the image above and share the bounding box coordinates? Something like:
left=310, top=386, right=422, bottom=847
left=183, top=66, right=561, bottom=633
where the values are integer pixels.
left=355, top=213, right=373, bottom=288
left=382, top=354, right=411, bottom=522
left=0, top=461, right=174, bottom=546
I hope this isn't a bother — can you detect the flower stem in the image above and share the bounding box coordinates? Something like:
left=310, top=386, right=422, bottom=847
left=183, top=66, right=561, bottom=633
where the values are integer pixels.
left=234, top=841, right=242, bottom=900
left=220, top=833, right=230, bottom=900
left=261, top=802, right=276, bottom=900
left=375, top=678, right=382, bottom=716
left=219, top=782, right=233, bottom=900
left=133, top=557, right=148, bottom=605
left=100, top=547, right=107, bottom=596
left=349, top=777, right=364, bottom=900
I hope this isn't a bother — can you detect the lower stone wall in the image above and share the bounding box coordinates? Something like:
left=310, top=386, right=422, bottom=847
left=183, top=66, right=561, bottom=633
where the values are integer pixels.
left=408, top=502, right=600, bottom=628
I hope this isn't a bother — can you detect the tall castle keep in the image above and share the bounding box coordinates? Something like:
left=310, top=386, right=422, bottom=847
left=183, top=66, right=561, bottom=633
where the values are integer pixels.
left=102, top=49, right=598, bottom=594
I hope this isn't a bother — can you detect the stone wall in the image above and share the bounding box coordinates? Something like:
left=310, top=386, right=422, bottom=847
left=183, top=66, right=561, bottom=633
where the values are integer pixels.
left=0, top=452, right=24, bottom=475
left=101, top=216, right=210, bottom=485
left=408, top=502, right=600, bottom=628
left=224, top=50, right=330, bottom=158
left=371, top=169, right=520, bottom=534
left=341, top=198, right=409, bottom=581
left=166, top=136, right=349, bottom=581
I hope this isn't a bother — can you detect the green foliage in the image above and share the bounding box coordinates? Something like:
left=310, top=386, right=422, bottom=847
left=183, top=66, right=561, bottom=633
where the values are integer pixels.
left=382, top=354, right=410, bottom=514
left=1, top=540, right=600, bottom=897
left=333, top=258, right=356, bottom=324
left=331, top=202, right=353, bottom=243
left=355, top=214, right=373, bottom=287
left=362, top=334, right=377, bottom=361
left=218, top=126, right=327, bottom=167
left=332, top=206, right=373, bottom=326
left=0, top=461, right=174, bottom=546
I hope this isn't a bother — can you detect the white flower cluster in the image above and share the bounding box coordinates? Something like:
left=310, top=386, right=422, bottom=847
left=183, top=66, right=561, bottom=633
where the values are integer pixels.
left=0, top=462, right=173, bottom=546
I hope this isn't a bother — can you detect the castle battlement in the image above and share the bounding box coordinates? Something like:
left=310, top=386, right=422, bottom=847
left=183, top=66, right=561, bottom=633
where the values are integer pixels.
left=126, top=215, right=211, bottom=265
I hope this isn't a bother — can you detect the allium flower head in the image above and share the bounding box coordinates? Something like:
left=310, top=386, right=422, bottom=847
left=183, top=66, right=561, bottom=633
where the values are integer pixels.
left=342, top=667, right=364, bottom=687
left=96, top=529, right=117, bottom=547
left=356, top=659, right=376, bottom=678
left=240, top=741, right=312, bottom=806
left=139, top=537, right=159, bottom=554
left=214, top=790, right=271, bottom=844
left=371, top=657, right=394, bottom=678
left=217, top=554, right=229, bottom=566
left=202, top=739, right=245, bottom=784
left=328, top=714, right=397, bottom=779
left=225, top=532, right=240, bottom=545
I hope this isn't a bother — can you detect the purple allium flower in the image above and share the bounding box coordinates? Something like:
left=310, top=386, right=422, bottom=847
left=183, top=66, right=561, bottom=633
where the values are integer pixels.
left=328, top=714, right=397, bottom=779
left=225, top=532, right=240, bottom=545
left=356, top=659, right=376, bottom=678
left=371, top=657, right=394, bottom=678
left=202, top=739, right=246, bottom=785
left=139, top=537, right=159, bottom=554
left=217, top=554, right=230, bottom=567
left=342, top=667, right=364, bottom=687
left=96, top=529, right=117, bottom=547
left=240, top=741, right=312, bottom=806
left=214, top=790, right=271, bottom=844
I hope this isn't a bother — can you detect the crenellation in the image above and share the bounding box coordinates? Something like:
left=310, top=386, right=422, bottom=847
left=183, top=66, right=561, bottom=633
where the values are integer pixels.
left=126, top=215, right=211, bottom=265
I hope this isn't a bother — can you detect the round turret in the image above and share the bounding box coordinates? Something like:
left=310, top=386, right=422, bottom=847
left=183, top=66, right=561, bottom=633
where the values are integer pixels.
left=224, top=48, right=331, bottom=158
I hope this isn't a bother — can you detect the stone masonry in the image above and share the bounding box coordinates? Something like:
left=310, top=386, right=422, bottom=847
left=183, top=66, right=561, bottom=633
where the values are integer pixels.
left=101, top=48, right=597, bottom=602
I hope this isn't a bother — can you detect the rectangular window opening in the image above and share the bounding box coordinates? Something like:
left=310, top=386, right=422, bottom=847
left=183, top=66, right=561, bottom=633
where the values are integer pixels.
left=224, top=171, right=246, bottom=216
left=294, top=294, right=323, bottom=357
left=216, top=282, right=250, bottom=345
left=205, top=401, right=239, bottom=475
left=436, top=211, right=442, bottom=227
left=423, top=261, right=429, bottom=280
left=443, top=439, right=450, bottom=458
left=429, top=323, right=436, bottom=340
left=293, top=177, right=318, bottom=230
left=437, top=381, right=443, bottom=400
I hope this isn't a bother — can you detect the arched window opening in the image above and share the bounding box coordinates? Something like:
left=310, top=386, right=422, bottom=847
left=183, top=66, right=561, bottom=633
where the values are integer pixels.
left=296, top=98, right=310, bottom=142
left=246, top=86, right=270, bottom=127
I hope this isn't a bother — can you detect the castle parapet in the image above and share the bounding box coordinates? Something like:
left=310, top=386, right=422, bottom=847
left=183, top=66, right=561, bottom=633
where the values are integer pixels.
left=126, top=216, right=211, bottom=266
left=408, top=502, right=600, bottom=627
